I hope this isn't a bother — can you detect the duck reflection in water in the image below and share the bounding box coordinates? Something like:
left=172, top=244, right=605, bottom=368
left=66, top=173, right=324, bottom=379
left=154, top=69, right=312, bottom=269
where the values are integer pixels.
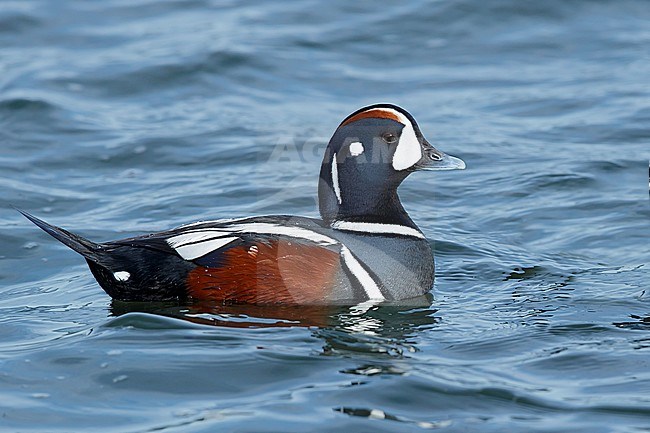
left=109, top=293, right=439, bottom=338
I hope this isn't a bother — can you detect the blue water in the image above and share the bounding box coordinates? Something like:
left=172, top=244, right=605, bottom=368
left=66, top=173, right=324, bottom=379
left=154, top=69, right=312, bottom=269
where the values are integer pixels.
left=2, top=1, right=649, bottom=431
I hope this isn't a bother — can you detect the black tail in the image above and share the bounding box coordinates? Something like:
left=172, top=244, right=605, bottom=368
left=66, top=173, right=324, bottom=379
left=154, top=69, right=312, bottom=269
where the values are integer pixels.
left=18, top=210, right=105, bottom=264
left=19, top=209, right=192, bottom=301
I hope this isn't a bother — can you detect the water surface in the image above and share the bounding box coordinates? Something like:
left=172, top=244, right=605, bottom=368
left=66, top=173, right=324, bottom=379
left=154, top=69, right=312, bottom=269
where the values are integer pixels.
left=1, top=1, right=649, bottom=431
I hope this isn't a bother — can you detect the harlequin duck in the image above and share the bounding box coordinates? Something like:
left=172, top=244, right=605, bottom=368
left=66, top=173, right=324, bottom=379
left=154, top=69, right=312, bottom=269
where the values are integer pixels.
left=21, top=104, right=465, bottom=304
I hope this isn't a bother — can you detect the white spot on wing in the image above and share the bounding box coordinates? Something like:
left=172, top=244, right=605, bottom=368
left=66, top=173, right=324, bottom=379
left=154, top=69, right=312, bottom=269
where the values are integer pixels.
left=113, top=271, right=130, bottom=282
left=332, top=221, right=425, bottom=239
left=175, top=236, right=239, bottom=260
left=331, top=153, right=342, bottom=204
left=349, top=141, right=364, bottom=156
left=340, top=245, right=385, bottom=301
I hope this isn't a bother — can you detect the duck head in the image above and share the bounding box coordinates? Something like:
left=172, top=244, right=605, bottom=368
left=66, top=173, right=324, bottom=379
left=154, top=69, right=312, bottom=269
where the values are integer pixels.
left=318, top=103, right=465, bottom=227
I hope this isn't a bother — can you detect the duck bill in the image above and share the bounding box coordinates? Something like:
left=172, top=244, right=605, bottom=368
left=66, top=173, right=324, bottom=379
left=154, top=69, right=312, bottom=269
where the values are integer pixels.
left=415, top=142, right=466, bottom=171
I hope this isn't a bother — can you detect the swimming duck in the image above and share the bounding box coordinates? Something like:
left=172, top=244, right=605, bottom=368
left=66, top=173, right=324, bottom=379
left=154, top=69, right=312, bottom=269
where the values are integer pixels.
left=21, top=104, right=465, bottom=304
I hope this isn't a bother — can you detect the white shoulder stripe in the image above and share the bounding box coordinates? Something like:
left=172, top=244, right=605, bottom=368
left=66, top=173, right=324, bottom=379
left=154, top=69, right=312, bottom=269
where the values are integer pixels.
left=175, top=236, right=239, bottom=260
left=340, top=246, right=385, bottom=301
left=168, top=221, right=385, bottom=300
left=331, top=221, right=425, bottom=239
left=167, top=230, right=231, bottom=248
left=225, top=223, right=338, bottom=246
left=167, top=222, right=339, bottom=261
left=176, top=216, right=253, bottom=229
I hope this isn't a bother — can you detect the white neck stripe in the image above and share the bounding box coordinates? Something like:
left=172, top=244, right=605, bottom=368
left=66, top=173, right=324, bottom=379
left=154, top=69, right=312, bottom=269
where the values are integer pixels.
left=331, top=153, right=342, bottom=204
left=331, top=221, right=425, bottom=239
left=340, top=245, right=385, bottom=301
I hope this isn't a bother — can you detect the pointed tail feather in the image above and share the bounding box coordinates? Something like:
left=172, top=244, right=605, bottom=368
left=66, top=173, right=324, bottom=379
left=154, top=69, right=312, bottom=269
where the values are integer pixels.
left=18, top=210, right=105, bottom=264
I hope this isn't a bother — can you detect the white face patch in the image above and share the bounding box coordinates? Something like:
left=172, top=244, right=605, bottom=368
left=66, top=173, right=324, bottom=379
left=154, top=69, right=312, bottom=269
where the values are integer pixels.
left=342, top=107, right=424, bottom=171
left=391, top=116, right=422, bottom=171
left=113, top=271, right=130, bottom=282
left=360, top=108, right=422, bottom=171
left=349, top=141, right=364, bottom=156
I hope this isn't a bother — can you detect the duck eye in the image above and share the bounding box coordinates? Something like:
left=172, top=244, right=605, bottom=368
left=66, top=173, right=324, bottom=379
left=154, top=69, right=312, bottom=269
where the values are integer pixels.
left=382, top=133, right=398, bottom=144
